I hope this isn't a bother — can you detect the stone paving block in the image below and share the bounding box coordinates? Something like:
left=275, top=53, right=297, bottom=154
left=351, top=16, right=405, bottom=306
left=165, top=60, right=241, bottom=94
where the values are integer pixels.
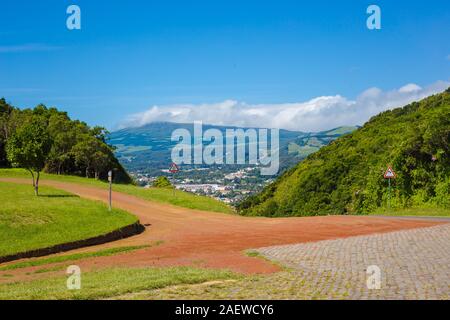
left=256, top=224, right=450, bottom=300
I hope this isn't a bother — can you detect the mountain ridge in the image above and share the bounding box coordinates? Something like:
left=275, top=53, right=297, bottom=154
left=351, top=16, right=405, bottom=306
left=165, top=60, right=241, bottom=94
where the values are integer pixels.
left=109, top=121, right=359, bottom=175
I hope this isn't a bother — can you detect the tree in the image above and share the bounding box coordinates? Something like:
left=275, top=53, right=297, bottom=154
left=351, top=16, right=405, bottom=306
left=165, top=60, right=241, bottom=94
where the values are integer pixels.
left=6, top=117, right=52, bottom=195
left=72, top=135, right=98, bottom=178
left=46, top=113, right=78, bottom=174
left=91, top=150, right=110, bottom=179
left=72, top=134, right=112, bottom=179
left=152, top=176, right=173, bottom=188
left=0, top=98, right=14, bottom=167
left=0, top=100, right=132, bottom=183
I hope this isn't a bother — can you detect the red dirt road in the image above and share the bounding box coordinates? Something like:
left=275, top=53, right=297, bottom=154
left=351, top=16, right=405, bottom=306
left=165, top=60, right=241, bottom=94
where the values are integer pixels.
left=0, top=178, right=445, bottom=275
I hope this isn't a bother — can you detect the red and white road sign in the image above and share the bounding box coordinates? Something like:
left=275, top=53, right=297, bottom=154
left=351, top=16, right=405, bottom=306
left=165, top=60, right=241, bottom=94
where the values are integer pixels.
left=169, top=162, right=179, bottom=173
left=383, top=166, right=396, bottom=179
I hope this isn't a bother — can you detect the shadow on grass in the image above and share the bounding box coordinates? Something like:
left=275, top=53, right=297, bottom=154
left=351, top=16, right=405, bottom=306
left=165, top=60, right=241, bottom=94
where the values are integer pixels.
left=38, top=194, right=79, bottom=198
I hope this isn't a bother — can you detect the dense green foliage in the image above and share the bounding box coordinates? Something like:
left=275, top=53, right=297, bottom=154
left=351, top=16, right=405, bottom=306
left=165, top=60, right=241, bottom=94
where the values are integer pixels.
left=152, top=176, right=173, bottom=188
left=0, top=98, right=131, bottom=183
left=0, top=99, right=14, bottom=167
left=238, top=89, right=450, bottom=216
left=0, top=182, right=137, bottom=257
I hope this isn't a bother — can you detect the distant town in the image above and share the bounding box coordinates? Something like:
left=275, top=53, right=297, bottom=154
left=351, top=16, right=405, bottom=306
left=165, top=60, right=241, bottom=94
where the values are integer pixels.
left=131, top=166, right=274, bottom=205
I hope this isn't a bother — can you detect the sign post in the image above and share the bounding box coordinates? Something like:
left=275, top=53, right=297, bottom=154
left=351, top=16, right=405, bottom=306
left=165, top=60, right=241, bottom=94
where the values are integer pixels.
left=169, top=163, right=179, bottom=197
left=383, top=166, right=396, bottom=210
left=108, top=170, right=113, bottom=211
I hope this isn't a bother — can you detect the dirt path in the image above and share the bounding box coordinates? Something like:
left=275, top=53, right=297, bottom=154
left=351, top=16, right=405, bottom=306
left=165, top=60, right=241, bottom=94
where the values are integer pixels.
left=0, top=178, right=445, bottom=278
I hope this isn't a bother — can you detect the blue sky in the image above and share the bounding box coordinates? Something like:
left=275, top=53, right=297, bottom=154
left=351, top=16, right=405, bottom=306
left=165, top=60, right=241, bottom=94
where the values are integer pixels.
left=0, top=0, right=449, bottom=130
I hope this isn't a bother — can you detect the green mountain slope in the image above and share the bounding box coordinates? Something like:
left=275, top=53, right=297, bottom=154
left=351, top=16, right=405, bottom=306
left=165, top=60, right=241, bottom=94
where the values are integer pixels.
left=109, top=122, right=358, bottom=175
left=238, top=89, right=450, bottom=216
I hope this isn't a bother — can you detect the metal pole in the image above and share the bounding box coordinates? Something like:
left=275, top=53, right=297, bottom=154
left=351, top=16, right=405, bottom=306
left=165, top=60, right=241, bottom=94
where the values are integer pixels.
left=108, top=170, right=112, bottom=211
left=109, top=181, right=112, bottom=211
left=388, top=178, right=391, bottom=210
left=173, top=172, right=176, bottom=197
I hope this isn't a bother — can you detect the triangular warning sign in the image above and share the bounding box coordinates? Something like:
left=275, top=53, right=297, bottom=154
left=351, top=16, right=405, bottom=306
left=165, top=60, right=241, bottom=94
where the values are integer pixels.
left=169, top=162, right=179, bottom=173
left=384, top=166, right=396, bottom=179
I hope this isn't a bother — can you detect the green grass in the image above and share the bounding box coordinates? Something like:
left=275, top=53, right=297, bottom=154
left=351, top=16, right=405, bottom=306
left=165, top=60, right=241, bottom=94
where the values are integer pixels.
left=0, top=267, right=237, bottom=300
left=114, top=144, right=151, bottom=154
left=0, top=169, right=233, bottom=214
left=245, top=250, right=261, bottom=257
left=370, top=207, right=450, bottom=217
left=287, top=143, right=320, bottom=157
left=0, top=181, right=138, bottom=257
left=325, top=126, right=358, bottom=136
left=244, top=250, right=289, bottom=271
left=0, top=245, right=154, bottom=271
left=33, top=266, right=65, bottom=274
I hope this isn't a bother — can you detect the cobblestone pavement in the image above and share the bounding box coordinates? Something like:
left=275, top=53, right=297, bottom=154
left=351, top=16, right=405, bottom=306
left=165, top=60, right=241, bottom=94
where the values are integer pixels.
left=256, top=224, right=450, bottom=299
left=132, top=224, right=450, bottom=300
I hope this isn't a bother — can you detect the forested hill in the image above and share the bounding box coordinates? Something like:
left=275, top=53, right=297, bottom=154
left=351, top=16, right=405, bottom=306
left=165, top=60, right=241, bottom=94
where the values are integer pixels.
left=109, top=122, right=358, bottom=175
left=238, top=88, right=450, bottom=216
left=0, top=99, right=131, bottom=183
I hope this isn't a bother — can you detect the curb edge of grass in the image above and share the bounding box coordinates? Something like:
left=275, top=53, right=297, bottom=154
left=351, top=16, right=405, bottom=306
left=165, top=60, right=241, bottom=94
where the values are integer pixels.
left=0, top=221, right=145, bottom=264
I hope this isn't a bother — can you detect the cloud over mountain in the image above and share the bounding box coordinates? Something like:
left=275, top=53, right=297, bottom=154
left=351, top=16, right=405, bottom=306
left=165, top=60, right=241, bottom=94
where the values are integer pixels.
left=121, top=80, right=449, bottom=132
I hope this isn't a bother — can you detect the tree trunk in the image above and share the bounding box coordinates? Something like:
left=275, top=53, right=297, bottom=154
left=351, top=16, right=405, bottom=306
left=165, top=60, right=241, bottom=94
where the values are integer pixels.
left=35, top=171, right=40, bottom=196
left=28, top=169, right=36, bottom=189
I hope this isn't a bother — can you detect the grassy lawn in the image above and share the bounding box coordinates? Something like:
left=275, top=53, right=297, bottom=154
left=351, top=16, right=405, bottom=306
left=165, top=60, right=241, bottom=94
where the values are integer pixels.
left=0, top=267, right=237, bottom=300
left=369, top=207, right=450, bottom=217
left=128, top=271, right=347, bottom=300
left=0, top=181, right=138, bottom=257
left=0, top=244, right=157, bottom=271
left=0, top=169, right=233, bottom=214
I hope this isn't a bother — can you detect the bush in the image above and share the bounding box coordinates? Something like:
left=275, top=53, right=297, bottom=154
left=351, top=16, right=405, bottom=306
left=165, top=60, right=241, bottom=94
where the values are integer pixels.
left=434, top=178, right=450, bottom=208
left=152, top=176, right=173, bottom=188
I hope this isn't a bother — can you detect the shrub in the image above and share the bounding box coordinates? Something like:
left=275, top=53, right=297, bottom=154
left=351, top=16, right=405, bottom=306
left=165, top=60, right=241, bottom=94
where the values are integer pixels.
left=152, top=176, right=173, bottom=188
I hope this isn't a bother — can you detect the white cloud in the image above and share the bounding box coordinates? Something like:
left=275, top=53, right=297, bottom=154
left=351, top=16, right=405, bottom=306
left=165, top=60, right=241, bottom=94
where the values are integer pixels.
left=0, top=43, right=61, bottom=53
left=398, top=83, right=422, bottom=93
left=121, top=80, right=450, bottom=132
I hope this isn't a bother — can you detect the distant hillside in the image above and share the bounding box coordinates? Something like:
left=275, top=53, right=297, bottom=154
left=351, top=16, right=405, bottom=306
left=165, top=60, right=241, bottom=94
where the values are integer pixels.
left=238, top=89, right=450, bottom=216
left=109, top=122, right=358, bottom=175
